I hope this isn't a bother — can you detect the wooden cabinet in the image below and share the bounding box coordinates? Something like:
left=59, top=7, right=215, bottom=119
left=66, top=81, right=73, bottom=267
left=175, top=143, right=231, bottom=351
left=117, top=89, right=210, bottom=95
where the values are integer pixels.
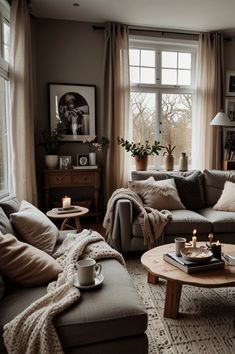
left=223, top=160, right=235, bottom=171
left=43, top=168, right=102, bottom=220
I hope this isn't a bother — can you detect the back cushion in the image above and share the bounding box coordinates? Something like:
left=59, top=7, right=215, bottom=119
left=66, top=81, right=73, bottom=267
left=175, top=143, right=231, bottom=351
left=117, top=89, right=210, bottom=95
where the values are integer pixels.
left=167, top=171, right=206, bottom=210
left=131, top=170, right=196, bottom=182
left=203, top=169, right=235, bottom=207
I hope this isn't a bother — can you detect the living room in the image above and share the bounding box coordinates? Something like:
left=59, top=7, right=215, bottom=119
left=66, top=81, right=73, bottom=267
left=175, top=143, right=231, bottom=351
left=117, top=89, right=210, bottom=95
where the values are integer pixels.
left=1, top=0, right=235, bottom=353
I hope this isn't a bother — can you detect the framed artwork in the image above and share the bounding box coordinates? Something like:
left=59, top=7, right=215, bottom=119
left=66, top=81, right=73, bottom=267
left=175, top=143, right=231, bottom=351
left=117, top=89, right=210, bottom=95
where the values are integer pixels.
left=77, top=154, right=89, bottom=166
left=225, top=97, right=235, bottom=124
left=49, top=83, right=96, bottom=141
left=226, top=71, right=235, bottom=96
left=223, top=127, right=235, bottom=160
left=59, top=156, right=72, bottom=169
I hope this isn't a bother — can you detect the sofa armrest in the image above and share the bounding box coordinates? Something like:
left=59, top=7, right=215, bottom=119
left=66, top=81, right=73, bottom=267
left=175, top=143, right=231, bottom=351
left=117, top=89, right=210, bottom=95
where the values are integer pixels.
left=112, top=199, right=133, bottom=252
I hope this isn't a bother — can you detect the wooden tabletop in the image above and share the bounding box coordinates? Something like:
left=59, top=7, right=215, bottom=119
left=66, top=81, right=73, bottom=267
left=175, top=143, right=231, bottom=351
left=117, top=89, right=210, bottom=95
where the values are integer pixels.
left=46, top=206, right=89, bottom=219
left=141, top=243, right=235, bottom=288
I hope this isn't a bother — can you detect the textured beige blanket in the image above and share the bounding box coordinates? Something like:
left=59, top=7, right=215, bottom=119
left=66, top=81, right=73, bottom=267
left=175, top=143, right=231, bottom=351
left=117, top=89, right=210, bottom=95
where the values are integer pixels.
left=3, top=230, right=125, bottom=354
left=103, top=188, right=172, bottom=249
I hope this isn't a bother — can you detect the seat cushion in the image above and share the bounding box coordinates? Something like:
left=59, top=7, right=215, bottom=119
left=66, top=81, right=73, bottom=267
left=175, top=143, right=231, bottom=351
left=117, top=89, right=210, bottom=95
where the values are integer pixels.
left=132, top=209, right=212, bottom=237
left=198, top=207, right=235, bottom=233
left=0, top=259, right=147, bottom=350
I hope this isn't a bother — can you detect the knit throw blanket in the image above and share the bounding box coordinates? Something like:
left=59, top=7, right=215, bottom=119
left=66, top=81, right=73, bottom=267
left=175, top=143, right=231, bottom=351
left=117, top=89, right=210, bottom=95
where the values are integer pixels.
left=103, top=188, right=172, bottom=249
left=3, top=229, right=125, bottom=354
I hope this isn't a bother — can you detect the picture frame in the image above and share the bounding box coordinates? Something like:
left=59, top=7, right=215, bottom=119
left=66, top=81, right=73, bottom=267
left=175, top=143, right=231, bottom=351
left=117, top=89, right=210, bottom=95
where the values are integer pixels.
left=226, top=71, right=235, bottom=96
left=59, top=156, right=72, bottom=169
left=77, top=154, right=89, bottom=166
left=225, top=97, right=235, bottom=124
left=49, top=83, right=96, bottom=141
left=223, top=127, right=235, bottom=160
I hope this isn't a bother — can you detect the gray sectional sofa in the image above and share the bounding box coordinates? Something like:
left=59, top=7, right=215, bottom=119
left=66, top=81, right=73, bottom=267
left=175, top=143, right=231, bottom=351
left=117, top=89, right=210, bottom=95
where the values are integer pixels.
left=111, top=169, right=235, bottom=252
left=0, top=196, right=148, bottom=354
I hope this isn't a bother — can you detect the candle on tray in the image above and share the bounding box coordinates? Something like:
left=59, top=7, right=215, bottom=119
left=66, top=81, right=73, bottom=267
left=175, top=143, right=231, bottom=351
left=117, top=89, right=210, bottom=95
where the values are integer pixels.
left=192, top=229, right=197, bottom=248
left=208, top=233, right=213, bottom=247
left=62, top=196, right=71, bottom=209
left=211, top=240, right=221, bottom=259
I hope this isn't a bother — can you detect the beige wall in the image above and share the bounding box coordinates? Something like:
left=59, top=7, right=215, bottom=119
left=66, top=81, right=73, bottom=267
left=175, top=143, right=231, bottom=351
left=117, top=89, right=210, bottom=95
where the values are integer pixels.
left=32, top=18, right=105, bottom=206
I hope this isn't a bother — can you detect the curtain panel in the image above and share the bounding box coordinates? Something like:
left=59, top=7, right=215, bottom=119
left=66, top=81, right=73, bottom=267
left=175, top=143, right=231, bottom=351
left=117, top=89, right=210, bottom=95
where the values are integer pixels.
left=9, top=0, right=37, bottom=204
left=193, top=33, right=224, bottom=170
left=102, top=23, right=130, bottom=201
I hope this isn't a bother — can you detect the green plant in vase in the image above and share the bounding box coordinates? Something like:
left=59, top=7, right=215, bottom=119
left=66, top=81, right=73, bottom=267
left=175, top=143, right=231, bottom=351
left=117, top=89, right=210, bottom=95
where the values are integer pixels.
left=163, top=144, right=176, bottom=171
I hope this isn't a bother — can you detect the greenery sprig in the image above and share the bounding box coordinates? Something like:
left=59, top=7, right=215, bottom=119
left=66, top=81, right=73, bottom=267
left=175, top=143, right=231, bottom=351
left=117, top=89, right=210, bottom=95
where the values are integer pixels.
left=117, top=137, right=162, bottom=157
left=39, top=127, right=64, bottom=154
left=163, top=144, right=176, bottom=156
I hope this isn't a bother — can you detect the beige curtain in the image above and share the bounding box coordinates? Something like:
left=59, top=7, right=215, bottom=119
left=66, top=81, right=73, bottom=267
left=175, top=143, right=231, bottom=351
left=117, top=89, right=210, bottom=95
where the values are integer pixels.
left=103, top=23, right=130, bottom=200
left=193, top=33, right=224, bottom=170
left=9, top=0, right=37, bottom=204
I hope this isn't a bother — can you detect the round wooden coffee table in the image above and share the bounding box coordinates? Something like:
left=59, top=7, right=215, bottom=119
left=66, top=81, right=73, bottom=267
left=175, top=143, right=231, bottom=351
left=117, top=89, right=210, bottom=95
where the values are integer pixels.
left=141, top=243, right=235, bottom=319
left=46, top=206, right=89, bottom=232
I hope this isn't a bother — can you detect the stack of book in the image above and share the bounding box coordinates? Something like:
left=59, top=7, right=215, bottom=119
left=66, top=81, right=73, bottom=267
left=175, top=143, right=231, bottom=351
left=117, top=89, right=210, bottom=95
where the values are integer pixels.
left=163, top=252, right=224, bottom=274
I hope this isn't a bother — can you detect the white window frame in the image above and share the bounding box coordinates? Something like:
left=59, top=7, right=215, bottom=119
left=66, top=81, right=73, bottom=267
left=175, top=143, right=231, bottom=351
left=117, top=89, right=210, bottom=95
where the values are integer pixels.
left=129, top=36, right=198, bottom=169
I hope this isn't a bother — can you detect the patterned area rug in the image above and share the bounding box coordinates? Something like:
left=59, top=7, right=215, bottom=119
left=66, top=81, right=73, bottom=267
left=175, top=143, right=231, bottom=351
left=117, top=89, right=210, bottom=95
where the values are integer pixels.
left=126, top=258, right=235, bottom=354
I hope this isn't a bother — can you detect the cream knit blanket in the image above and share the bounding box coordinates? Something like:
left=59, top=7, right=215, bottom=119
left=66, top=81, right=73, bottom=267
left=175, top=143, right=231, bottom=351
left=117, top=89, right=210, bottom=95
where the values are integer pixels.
left=3, top=229, right=125, bottom=354
left=103, top=188, right=172, bottom=249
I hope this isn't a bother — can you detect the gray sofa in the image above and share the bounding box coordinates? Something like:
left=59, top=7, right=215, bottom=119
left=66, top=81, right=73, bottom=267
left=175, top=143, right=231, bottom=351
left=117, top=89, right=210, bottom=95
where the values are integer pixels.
left=111, top=169, right=235, bottom=252
left=0, top=196, right=148, bottom=354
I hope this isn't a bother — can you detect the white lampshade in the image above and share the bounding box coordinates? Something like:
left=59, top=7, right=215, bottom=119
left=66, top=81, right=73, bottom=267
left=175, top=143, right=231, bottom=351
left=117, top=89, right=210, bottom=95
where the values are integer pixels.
left=210, top=111, right=232, bottom=126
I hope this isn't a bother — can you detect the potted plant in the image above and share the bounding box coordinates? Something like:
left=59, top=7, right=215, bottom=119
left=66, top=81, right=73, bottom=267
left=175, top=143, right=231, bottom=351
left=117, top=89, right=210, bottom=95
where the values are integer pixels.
left=117, top=137, right=162, bottom=171
left=39, top=127, right=64, bottom=169
left=83, top=136, right=109, bottom=165
left=163, top=144, right=176, bottom=171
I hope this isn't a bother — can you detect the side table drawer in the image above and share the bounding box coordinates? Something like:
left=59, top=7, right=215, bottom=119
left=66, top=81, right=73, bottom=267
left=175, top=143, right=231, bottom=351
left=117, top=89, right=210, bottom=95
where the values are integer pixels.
left=48, top=174, right=72, bottom=186
left=72, top=173, right=95, bottom=186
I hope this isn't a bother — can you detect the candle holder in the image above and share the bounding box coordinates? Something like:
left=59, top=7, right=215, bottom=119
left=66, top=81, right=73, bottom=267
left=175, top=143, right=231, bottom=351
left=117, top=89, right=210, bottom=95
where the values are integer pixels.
left=211, top=243, right=221, bottom=260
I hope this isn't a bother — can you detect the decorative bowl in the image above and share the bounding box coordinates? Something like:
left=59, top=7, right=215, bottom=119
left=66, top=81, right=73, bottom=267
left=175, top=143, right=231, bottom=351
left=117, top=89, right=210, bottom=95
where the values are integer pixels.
left=180, top=247, right=213, bottom=262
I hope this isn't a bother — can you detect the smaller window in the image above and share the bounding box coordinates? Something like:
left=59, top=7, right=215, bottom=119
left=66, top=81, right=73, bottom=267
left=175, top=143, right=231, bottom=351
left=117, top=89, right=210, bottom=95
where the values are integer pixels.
left=161, top=51, right=192, bottom=86
left=130, top=49, right=155, bottom=84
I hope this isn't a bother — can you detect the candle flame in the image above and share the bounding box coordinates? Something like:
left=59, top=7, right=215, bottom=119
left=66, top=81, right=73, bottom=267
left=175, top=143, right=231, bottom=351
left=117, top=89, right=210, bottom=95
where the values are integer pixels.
left=193, top=229, right=197, bottom=235
left=216, top=240, right=220, bottom=245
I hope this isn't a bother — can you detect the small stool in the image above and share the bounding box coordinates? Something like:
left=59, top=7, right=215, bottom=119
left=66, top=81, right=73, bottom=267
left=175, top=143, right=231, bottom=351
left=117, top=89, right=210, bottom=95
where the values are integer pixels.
left=46, top=207, right=89, bottom=232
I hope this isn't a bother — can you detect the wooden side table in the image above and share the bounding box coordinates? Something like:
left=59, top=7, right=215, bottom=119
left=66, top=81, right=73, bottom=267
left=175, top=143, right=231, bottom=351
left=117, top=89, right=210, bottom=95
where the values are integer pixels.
left=46, top=207, right=89, bottom=232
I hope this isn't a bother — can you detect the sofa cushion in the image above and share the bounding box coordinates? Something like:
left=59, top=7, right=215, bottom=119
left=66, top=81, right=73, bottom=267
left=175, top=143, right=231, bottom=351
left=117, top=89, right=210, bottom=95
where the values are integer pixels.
left=0, top=207, right=15, bottom=235
left=167, top=171, right=206, bottom=210
left=131, top=170, right=194, bottom=181
left=0, top=259, right=147, bottom=351
left=0, top=196, right=21, bottom=218
left=203, top=169, right=235, bottom=207
left=129, top=178, right=185, bottom=210
left=10, top=200, right=59, bottom=254
left=0, top=232, right=62, bottom=286
left=213, top=181, right=235, bottom=212
left=132, top=209, right=212, bottom=237
left=198, top=207, right=235, bottom=233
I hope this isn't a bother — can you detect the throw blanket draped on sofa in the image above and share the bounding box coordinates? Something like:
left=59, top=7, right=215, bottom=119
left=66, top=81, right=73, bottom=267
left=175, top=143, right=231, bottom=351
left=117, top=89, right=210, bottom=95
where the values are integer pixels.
left=103, top=188, right=172, bottom=249
left=3, top=230, right=125, bottom=354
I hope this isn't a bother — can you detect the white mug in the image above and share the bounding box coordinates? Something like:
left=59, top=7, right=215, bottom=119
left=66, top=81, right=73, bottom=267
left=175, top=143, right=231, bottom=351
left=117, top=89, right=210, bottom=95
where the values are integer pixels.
left=77, top=258, right=102, bottom=286
left=175, top=237, right=187, bottom=257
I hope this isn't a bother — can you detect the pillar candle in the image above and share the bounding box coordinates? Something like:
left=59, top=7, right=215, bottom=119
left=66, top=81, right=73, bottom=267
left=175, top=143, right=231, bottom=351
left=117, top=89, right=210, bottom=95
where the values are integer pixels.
left=62, top=196, right=71, bottom=209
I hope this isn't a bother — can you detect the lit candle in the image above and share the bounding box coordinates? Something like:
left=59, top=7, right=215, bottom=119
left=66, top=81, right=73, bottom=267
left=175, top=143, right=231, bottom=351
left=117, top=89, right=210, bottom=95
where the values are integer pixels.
left=192, top=229, right=197, bottom=248
left=208, top=233, right=213, bottom=247
left=62, top=196, right=71, bottom=209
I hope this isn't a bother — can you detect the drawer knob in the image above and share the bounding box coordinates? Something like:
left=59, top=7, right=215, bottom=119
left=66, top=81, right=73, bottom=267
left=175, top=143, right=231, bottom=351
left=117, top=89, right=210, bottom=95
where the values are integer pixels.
left=56, top=177, right=63, bottom=181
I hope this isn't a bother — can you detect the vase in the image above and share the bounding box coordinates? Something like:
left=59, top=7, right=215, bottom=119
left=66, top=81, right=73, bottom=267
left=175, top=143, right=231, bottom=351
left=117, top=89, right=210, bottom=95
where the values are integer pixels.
left=89, top=152, right=96, bottom=166
left=45, top=155, right=58, bottom=169
left=164, top=154, right=174, bottom=171
left=179, top=152, right=188, bottom=171
left=135, top=156, right=148, bottom=171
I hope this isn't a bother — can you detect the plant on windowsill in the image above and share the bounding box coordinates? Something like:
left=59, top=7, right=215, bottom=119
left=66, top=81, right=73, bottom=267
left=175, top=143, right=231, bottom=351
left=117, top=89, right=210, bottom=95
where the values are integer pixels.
left=83, top=136, right=109, bottom=165
left=39, top=127, right=65, bottom=169
left=162, top=144, right=176, bottom=171
left=117, top=137, right=162, bottom=171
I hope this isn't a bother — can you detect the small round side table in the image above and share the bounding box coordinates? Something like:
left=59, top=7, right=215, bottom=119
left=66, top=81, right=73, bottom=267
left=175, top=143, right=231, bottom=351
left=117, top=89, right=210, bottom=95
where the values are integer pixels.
left=46, top=206, right=89, bottom=232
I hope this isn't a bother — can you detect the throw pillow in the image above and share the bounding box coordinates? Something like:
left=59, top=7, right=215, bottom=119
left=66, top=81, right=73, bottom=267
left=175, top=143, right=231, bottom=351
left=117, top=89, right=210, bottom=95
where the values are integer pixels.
left=0, top=274, right=5, bottom=299
left=0, top=232, right=62, bottom=286
left=0, top=206, right=16, bottom=235
left=213, top=181, right=235, bottom=211
left=129, top=178, right=185, bottom=210
left=167, top=171, right=206, bottom=210
left=0, top=196, right=21, bottom=217
left=10, top=200, right=59, bottom=254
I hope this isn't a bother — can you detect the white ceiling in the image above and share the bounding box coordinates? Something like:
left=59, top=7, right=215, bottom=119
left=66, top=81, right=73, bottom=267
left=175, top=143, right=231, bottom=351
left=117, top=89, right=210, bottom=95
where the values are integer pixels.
left=30, top=0, right=235, bottom=33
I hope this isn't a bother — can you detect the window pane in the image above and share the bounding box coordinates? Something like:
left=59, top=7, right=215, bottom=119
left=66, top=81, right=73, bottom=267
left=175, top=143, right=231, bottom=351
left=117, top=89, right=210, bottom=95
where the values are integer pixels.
left=140, top=68, right=155, bottom=84
left=130, top=92, right=156, bottom=165
left=129, top=49, right=140, bottom=66
left=141, top=50, right=155, bottom=67
left=0, top=78, right=8, bottom=194
left=178, top=53, right=191, bottom=69
left=162, top=69, right=177, bottom=85
left=178, top=69, right=191, bottom=85
left=130, top=66, right=140, bottom=83
left=3, top=21, right=10, bottom=63
left=162, top=51, right=177, bottom=68
left=160, top=93, right=192, bottom=168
